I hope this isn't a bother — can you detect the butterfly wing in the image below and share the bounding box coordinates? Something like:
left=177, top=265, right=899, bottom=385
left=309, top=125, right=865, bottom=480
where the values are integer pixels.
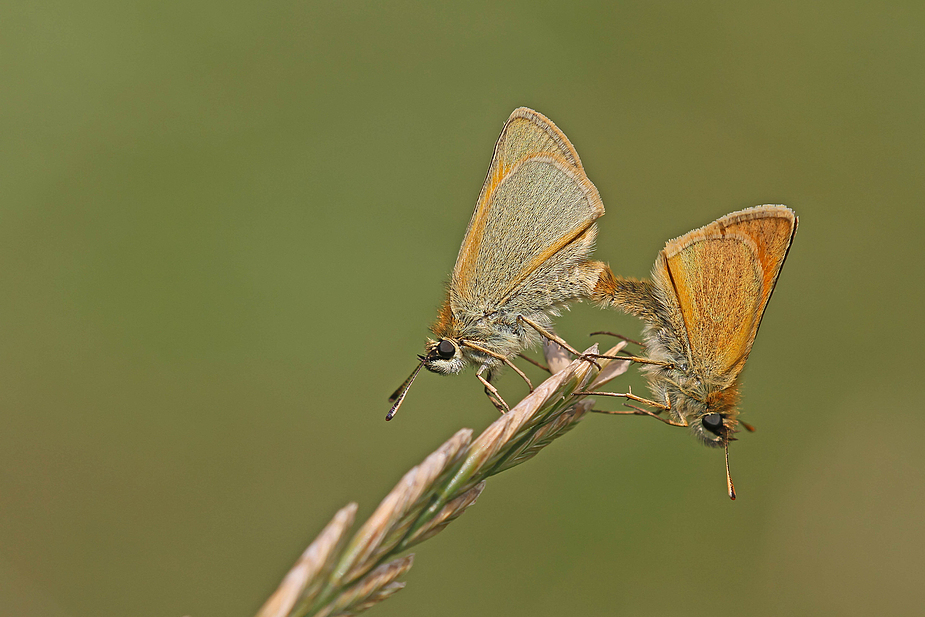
left=448, top=109, right=604, bottom=319
left=483, top=107, right=584, bottom=175
left=652, top=205, right=797, bottom=382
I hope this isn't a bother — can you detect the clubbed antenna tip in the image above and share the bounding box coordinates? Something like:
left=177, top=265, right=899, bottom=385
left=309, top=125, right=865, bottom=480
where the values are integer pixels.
left=386, top=359, right=426, bottom=421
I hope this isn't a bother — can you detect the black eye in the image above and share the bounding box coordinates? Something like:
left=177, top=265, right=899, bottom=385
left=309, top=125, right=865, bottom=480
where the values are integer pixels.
left=702, top=413, right=724, bottom=436
left=437, top=340, right=455, bottom=359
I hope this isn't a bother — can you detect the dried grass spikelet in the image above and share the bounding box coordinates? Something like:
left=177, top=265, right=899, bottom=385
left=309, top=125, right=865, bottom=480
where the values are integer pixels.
left=256, top=343, right=629, bottom=617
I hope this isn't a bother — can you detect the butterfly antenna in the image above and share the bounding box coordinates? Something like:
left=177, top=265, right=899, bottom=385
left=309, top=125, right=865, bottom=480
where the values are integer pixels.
left=386, top=358, right=426, bottom=421
left=589, top=331, right=645, bottom=348
left=724, top=438, right=736, bottom=500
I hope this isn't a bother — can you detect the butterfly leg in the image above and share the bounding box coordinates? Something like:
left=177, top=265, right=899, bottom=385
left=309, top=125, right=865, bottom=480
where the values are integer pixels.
left=517, top=315, right=601, bottom=368
left=589, top=331, right=646, bottom=349
left=573, top=385, right=669, bottom=411
left=518, top=353, right=551, bottom=373
left=583, top=352, right=674, bottom=368
left=583, top=335, right=670, bottom=368
left=461, top=340, right=534, bottom=391
left=591, top=403, right=687, bottom=428
left=476, top=366, right=509, bottom=414
left=578, top=388, right=686, bottom=428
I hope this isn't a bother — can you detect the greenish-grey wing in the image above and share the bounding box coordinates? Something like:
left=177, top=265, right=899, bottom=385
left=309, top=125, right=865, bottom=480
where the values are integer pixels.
left=451, top=153, right=604, bottom=314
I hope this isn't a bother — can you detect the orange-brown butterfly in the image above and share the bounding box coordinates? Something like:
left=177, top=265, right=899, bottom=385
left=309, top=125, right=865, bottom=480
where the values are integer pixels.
left=387, top=107, right=609, bottom=420
left=586, top=205, right=798, bottom=498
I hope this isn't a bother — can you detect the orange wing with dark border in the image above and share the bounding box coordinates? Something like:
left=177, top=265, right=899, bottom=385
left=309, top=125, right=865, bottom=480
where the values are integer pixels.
left=653, top=205, right=797, bottom=381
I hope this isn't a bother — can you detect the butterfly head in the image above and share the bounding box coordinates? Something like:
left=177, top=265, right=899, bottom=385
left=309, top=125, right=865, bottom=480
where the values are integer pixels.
left=422, top=338, right=468, bottom=375
left=696, top=411, right=736, bottom=446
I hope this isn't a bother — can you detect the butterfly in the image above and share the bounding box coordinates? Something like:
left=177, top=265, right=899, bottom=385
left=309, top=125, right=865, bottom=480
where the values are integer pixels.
left=586, top=205, right=798, bottom=498
left=387, top=107, right=610, bottom=420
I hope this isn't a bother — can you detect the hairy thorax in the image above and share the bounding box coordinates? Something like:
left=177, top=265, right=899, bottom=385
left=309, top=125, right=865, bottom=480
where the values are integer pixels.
left=640, top=323, right=741, bottom=447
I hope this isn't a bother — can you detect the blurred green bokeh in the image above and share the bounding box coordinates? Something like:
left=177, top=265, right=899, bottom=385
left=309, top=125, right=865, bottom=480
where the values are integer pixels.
left=2, top=2, right=923, bottom=616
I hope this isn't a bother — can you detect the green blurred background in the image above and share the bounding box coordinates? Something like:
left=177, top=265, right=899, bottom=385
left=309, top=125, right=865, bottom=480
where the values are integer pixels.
left=2, top=1, right=923, bottom=615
